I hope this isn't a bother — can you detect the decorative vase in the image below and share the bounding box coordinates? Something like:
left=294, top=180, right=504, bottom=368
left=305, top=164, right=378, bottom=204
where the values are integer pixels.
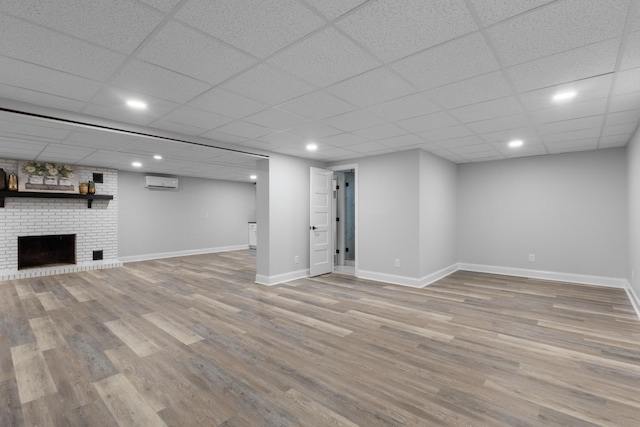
left=88, top=181, right=96, bottom=195
left=0, top=168, right=5, bottom=191
left=8, top=174, right=18, bottom=191
left=79, top=182, right=88, bottom=195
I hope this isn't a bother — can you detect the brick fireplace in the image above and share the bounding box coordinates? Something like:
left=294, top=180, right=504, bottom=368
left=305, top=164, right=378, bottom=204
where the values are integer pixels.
left=0, top=159, right=122, bottom=280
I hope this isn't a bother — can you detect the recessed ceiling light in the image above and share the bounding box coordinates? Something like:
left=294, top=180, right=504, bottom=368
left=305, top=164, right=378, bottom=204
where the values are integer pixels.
left=126, top=99, right=147, bottom=110
left=132, top=161, right=142, bottom=167
left=306, top=143, right=318, bottom=152
left=250, top=175, right=257, bottom=180
left=153, top=154, right=162, bottom=160
left=508, top=139, right=523, bottom=148
left=552, top=90, right=577, bottom=102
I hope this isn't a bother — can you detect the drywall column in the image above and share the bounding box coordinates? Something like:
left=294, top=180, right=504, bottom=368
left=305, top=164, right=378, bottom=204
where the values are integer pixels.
left=628, top=127, right=640, bottom=303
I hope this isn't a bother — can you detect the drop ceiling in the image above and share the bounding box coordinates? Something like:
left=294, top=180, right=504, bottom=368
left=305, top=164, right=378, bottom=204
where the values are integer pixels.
left=0, top=0, right=639, bottom=181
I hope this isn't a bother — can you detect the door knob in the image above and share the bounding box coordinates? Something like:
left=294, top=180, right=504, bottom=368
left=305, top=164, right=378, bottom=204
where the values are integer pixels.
left=310, top=226, right=318, bottom=230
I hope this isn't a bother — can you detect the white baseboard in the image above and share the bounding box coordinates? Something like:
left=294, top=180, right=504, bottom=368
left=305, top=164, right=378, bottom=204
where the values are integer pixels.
left=624, top=281, right=640, bottom=320
left=358, top=263, right=458, bottom=288
left=458, top=263, right=628, bottom=288
left=0, top=259, right=123, bottom=281
left=255, top=269, right=309, bottom=286
left=119, top=244, right=249, bottom=263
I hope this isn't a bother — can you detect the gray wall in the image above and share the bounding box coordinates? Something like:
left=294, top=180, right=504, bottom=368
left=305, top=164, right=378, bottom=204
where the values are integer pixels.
left=118, top=171, right=256, bottom=260
left=458, top=148, right=628, bottom=278
left=255, top=153, right=326, bottom=281
left=355, top=150, right=421, bottom=277
left=628, top=128, right=640, bottom=295
left=420, top=150, right=458, bottom=277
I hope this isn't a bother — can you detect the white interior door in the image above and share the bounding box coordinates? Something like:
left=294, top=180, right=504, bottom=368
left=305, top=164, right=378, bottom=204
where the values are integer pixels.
left=309, top=167, right=333, bottom=277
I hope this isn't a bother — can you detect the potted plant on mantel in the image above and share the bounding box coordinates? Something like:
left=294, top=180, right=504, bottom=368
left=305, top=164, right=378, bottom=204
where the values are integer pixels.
left=22, top=161, right=46, bottom=185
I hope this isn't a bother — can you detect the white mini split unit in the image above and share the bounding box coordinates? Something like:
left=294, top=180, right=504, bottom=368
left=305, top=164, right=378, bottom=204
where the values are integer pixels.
left=145, top=175, right=179, bottom=189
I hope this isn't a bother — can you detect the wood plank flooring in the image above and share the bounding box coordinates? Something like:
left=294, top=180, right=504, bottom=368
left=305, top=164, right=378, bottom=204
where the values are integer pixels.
left=2, top=250, right=640, bottom=426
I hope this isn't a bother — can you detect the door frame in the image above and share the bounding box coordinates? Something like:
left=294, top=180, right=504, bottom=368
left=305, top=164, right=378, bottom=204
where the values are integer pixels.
left=327, top=164, right=358, bottom=277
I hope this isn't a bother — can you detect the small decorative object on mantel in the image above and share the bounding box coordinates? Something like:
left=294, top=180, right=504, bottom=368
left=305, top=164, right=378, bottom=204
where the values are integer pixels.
left=0, top=168, right=6, bottom=190
left=18, top=161, right=78, bottom=194
left=88, top=181, right=96, bottom=195
left=8, top=174, right=18, bottom=191
left=79, top=182, right=88, bottom=195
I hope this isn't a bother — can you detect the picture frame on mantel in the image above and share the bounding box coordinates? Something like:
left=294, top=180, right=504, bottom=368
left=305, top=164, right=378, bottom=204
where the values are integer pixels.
left=18, top=161, right=79, bottom=194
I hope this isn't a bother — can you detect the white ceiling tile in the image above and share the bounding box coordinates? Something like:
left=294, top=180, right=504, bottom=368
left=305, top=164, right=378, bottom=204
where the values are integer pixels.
left=175, top=0, right=323, bottom=58
left=460, top=152, right=506, bottom=162
left=631, top=3, right=640, bottom=31
left=620, top=31, right=640, bottom=70
left=199, top=129, right=247, bottom=144
left=449, top=143, right=499, bottom=154
left=0, top=57, right=101, bottom=102
left=0, top=0, right=165, bottom=53
left=468, top=0, right=555, bottom=26
left=529, top=98, right=609, bottom=124
left=609, top=92, right=640, bottom=113
left=435, top=135, right=487, bottom=149
left=111, top=60, right=210, bottom=104
left=87, top=86, right=180, bottom=120
left=0, top=14, right=126, bottom=82
left=392, top=32, right=500, bottom=91
left=65, top=131, right=140, bottom=151
left=336, top=0, right=477, bottom=62
left=507, top=39, right=620, bottom=92
left=367, top=93, right=440, bottom=122
left=377, top=134, right=424, bottom=148
left=268, top=27, right=379, bottom=87
left=450, top=96, right=523, bottom=123
left=425, top=71, right=513, bottom=109
left=286, top=122, right=342, bottom=139
left=317, top=133, right=367, bottom=148
left=419, top=126, right=473, bottom=142
left=429, top=149, right=468, bottom=163
left=221, top=64, right=315, bottom=105
left=605, top=109, right=640, bottom=126
left=215, top=121, right=274, bottom=139
left=0, top=84, right=85, bottom=112
left=466, top=114, right=531, bottom=134
left=0, top=118, right=70, bottom=142
left=602, top=122, right=639, bottom=136
left=239, top=139, right=282, bottom=151
left=324, top=110, right=386, bottom=132
left=480, top=127, right=539, bottom=144
left=138, top=0, right=182, bottom=13
left=137, top=20, right=256, bottom=85
left=502, top=145, right=548, bottom=159
left=614, top=67, right=640, bottom=95
left=156, top=105, right=232, bottom=131
left=327, top=68, right=415, bottom=107
left=546, top=138, right=598, bottom=154
left=37, top=144, right=96, bottom=163
left=343, top=140, right=391, bottom=153
left=397, top=111, right=461, bottom=133
left=279, top=91, right=355, bottom=120
left=519, top=74, right=613, bottom=111
left=537, top=116, right=604, bottom=135
left=82, top=104, right=157, bottom=126
left=257, top=131, right=303, bottom=147
left=0, top=138, right=48, bottom=158
left=599, top=134, right=631, bottom=147
left=542, top=128, right=601, bottom=144
left=353, top=124, right=408, bottom=140
left=487, top=0, right=628, bottom=66
left=313, top=147, right=361, bottom=161
left=244, top=108, right=309, bottom=131
left=304, top=0, right=367, bottom=20
left=188, top=88, right=268, bottom=119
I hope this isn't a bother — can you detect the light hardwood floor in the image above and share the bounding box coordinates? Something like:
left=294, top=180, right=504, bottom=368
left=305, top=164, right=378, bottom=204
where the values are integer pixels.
left=2, top=250, right=640, bottom=426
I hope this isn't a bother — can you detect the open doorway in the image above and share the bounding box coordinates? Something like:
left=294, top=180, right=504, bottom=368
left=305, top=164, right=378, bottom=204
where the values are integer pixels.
left=332, top=167, right=356, bottom=276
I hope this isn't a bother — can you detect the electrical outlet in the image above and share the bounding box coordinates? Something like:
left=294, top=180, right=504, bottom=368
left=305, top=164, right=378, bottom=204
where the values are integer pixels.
left=394, top=259, right=400, bottom=268
left=294, top=256, right=299, bottom=264
left=529, top=254, right=535, bottom=262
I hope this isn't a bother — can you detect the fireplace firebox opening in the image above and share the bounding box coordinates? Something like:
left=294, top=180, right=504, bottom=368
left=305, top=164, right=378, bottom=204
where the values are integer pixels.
left=18, top=234, right=76, bottom=270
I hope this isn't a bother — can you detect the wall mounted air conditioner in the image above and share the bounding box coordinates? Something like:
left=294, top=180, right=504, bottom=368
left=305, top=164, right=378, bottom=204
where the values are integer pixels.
left=145, top=176, right=178, bottom=189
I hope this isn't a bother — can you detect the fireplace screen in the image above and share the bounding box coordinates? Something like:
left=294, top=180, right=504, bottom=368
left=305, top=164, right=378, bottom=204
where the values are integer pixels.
left=18, top=234, right=76, bottom=270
